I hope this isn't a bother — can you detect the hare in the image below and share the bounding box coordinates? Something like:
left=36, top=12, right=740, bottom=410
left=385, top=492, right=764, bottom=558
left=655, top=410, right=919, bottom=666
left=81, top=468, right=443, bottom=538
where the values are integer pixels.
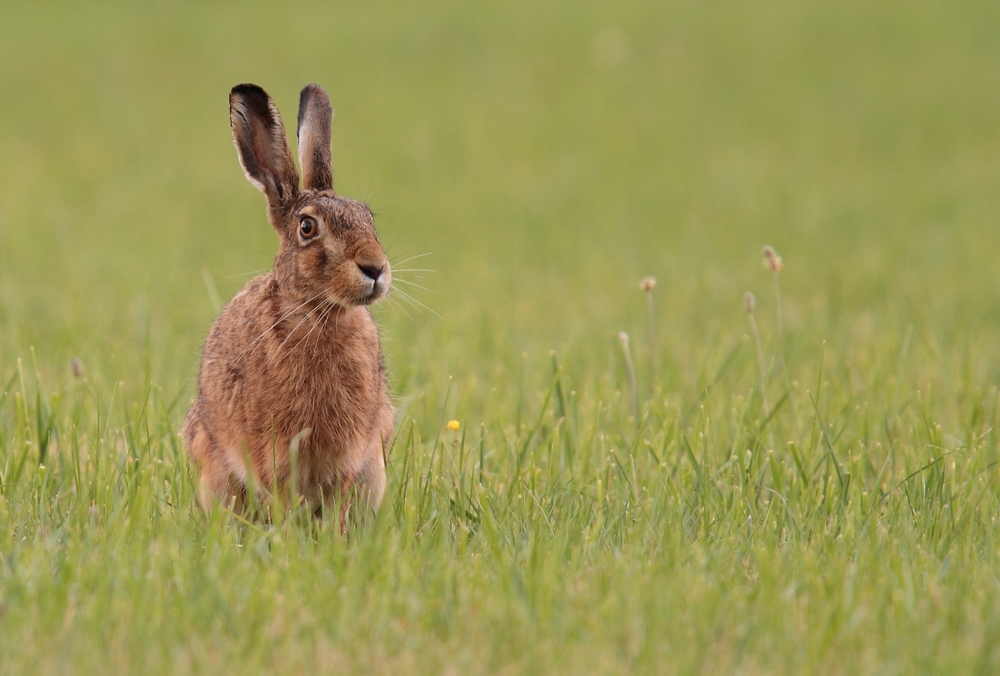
left=183, top=83, right=394, bottom=524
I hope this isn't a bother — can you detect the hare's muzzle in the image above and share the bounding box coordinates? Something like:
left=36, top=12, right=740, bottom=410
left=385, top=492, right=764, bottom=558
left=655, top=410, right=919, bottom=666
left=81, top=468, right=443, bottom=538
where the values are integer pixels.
left=358, top=263, right=384, bottom=282
left=356, top=257, right=391, bottom=303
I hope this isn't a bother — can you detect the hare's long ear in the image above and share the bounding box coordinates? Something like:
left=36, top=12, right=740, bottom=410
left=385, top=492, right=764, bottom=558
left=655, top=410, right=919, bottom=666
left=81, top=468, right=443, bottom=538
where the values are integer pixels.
left=296, top=84, right=334, bottom=193
left=230, top=84, right=299, bottom=211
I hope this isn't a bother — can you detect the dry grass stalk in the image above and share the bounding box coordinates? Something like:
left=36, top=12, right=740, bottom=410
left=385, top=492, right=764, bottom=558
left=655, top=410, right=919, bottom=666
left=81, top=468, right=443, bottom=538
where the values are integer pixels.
left=618, top=331, right=639, bottom=420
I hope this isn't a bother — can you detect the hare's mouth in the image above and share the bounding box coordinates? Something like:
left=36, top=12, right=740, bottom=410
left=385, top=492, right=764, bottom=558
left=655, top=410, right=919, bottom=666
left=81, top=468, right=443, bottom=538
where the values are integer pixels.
left=355, top=261, right=391, bottom=305
left=360, top=280, right=390, bottom=306
left=332, top=278, right=390, bottom=308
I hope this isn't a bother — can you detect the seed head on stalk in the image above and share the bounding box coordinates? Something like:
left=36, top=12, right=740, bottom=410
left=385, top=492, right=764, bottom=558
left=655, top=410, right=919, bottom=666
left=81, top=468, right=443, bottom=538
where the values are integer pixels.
left=639, top=276, right=657, bottom=387
left=745, top=291, right=769, bottom=414
left=763, top=245, right=785, bottom=345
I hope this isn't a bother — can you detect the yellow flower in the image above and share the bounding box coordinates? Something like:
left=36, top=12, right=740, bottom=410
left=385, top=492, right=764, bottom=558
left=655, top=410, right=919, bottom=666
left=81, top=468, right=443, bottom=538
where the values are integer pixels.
left=447, top=420, right=461, bottom=431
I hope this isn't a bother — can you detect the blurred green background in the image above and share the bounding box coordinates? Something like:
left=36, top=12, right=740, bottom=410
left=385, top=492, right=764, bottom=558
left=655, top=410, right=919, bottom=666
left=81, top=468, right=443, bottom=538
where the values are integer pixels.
left=4, top=2, right=1000, bottom=673
left=3, top=0, right=999, bottom=416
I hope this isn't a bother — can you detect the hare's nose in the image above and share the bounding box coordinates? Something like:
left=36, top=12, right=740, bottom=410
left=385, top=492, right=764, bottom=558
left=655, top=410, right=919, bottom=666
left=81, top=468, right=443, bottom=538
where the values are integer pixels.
left=358, top=263, right=384, bottom=282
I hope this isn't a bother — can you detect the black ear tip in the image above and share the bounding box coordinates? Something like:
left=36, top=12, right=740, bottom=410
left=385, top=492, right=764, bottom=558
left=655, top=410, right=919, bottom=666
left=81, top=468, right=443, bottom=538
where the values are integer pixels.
left=298, top=83, right=331, bottom=110
left=231, top=84, right=272, bottom=109
left=231, top=83, right=266, bottom=97
left=231, top=84, right=274, bottom=119
left=300, top=83, right=327, bottom=98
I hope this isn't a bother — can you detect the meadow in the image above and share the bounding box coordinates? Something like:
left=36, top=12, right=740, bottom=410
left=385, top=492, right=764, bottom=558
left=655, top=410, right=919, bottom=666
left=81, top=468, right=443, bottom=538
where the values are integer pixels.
left=2, top=0, right=1000, bottom=673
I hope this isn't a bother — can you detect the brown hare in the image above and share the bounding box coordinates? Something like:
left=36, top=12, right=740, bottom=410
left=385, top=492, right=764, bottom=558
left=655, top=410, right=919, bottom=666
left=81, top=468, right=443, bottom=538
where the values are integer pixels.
left=183, top=83, right=394, bottom=525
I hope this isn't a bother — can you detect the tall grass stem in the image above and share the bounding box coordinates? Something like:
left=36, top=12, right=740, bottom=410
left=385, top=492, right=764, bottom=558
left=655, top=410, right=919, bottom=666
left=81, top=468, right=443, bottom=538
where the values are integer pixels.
left=641, top=277, right=657, bottom=392
left=745, top=292, right=769, bottom=415
left=618, top=331, right=639, bottom=420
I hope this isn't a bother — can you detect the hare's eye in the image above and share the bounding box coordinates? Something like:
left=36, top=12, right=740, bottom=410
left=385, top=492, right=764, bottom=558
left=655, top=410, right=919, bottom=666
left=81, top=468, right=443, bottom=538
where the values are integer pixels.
left=299, top=217, right=318, bottom=239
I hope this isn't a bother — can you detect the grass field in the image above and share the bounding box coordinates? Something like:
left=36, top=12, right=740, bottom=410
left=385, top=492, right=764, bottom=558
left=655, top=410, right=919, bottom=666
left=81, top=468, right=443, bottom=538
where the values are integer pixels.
left=3, top=0, right=1000, bottom=673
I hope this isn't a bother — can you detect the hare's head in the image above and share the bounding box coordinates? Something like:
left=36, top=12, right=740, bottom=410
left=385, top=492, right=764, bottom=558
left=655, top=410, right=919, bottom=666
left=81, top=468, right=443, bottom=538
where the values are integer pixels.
left=229, top=83, right=390, bottom=308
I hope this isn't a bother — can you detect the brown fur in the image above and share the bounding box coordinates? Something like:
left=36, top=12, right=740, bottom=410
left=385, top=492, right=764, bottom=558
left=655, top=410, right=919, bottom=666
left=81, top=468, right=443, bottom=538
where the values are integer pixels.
left=183, top=83, right=393, bottom=523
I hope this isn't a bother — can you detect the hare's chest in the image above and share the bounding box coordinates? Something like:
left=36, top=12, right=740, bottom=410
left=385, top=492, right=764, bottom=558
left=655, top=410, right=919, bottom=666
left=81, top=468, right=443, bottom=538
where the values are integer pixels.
left=269, top=338, right=381, bottom=434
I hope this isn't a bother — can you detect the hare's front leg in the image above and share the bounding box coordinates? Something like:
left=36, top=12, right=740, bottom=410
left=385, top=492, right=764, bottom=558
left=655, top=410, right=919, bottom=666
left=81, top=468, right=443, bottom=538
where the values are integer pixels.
left=185, top=420, right=245, bottom=512
left=356, top=437, right=387, bottom=513
left=327, top=445, right=386, bottom=532
left=198, top=464, right=246, bottom=513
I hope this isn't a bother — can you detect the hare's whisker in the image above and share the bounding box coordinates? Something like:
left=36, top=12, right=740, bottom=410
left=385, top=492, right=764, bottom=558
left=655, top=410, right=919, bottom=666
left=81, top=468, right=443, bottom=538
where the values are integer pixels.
left=392, top=278, right=432, bottom=293
left=391, top=268, right=435, bottom=274
left=315, top=300, right=337, bottom=342
left=392, top=287, right=441, bottom=319
left=381, top=224, right=411, bottom=253
left=270, top=293, right=328, bottom=357
left=276, top=301, right=328, bottom=359
left=389, top=251, right=433, bottom=266
left=287, top=314, right=322, bottom=357
left=384, top=294, right=416, bottom=326
left=224, top=268, right=271, bottom=280
left=317, top=301, right=335, bottom=340
left=235, top=289, right=327, bottom=362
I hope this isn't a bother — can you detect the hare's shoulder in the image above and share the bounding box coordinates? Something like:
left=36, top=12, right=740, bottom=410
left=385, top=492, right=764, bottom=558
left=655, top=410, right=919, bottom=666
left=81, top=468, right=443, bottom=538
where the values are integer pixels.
left=201, top=274, right=277, bottom=355
left=225, top=273, right=279, bottom=315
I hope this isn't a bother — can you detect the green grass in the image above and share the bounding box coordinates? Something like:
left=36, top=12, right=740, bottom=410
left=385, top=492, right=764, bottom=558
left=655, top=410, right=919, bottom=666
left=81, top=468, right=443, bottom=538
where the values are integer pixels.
left=3, top=0, right=1000, bottom=673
